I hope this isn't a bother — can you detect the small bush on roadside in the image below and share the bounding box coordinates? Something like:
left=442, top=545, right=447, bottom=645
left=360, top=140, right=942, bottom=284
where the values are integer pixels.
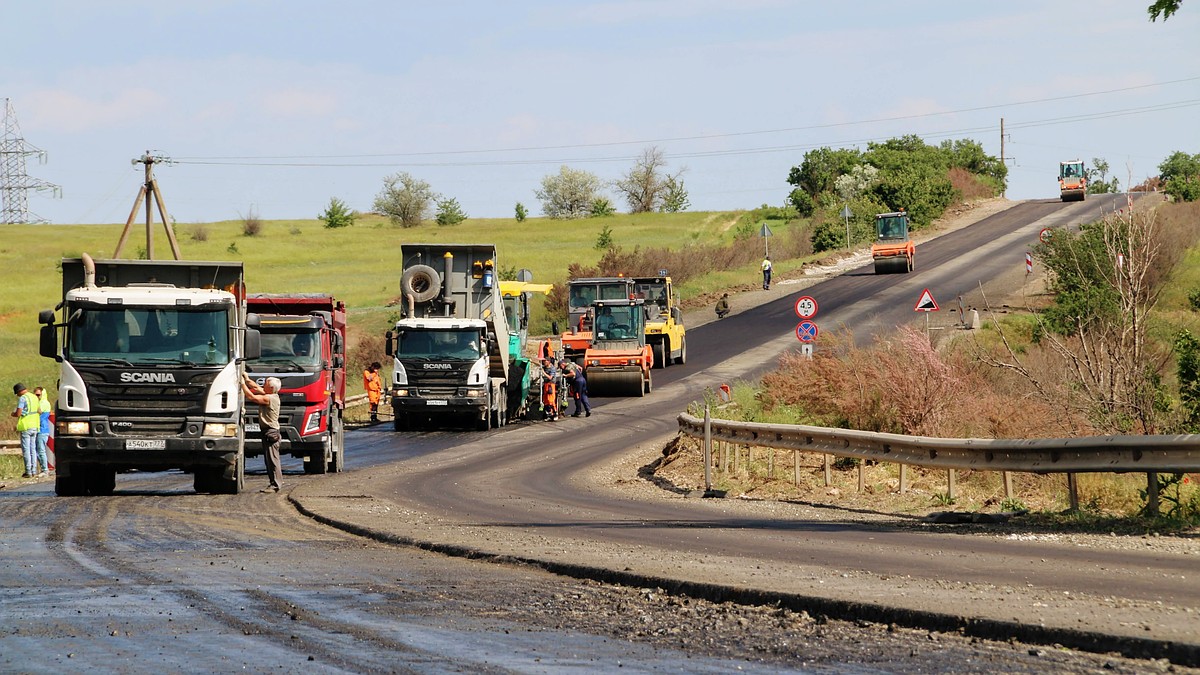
left=319, top=197, right=356, bottom=229
left=241, top=208, right=262, bottom=236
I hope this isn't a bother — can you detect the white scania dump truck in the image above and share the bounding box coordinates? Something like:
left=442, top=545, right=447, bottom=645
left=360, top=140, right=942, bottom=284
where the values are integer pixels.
left=38, top=254, right=260, bottom=495
left=385, top=244, right=513, bottom=431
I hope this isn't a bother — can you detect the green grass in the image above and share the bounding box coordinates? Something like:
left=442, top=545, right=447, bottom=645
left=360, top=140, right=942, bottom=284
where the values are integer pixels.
left=1, top=210, right=752, bottom=421
left=0, top=455, right=24, bottom=481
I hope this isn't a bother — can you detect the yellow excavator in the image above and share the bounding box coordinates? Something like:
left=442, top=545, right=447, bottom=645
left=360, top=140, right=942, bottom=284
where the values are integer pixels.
left=871, top=210, right=914, bottom=274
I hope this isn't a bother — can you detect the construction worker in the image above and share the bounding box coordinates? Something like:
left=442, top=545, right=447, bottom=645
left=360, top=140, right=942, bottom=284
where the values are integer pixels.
left=11, top=383, right=40, bottom=478
left=715, top=293, right=730, bottom=319
left=761, top=256, right=772, bottom=290
left=363, top=362, right=383, bottom=424
left=561, top=361, right=591, bottom=417
left=540, top=360, right=559, bottom=421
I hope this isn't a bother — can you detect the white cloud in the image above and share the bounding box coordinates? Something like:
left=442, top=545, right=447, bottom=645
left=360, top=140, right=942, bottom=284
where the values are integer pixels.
left=23, top=88, right=169, bottom=134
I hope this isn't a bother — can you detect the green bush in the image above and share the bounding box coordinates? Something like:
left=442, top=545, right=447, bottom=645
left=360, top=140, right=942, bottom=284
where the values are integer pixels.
left=435, top=197, right=467, bottom=226
left=319, top=197, right=356, bottom=229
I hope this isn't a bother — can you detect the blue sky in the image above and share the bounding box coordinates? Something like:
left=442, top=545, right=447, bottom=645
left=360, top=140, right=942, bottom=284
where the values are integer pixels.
left=4, top=1, right=1198, bottom=224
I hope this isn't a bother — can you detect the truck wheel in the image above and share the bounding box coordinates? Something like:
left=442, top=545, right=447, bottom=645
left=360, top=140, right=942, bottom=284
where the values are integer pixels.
left=644, top=371, right=653, bottom=395
left=675, top=337, right=687, bottom=365
left=652, top=341, right=666, bottom=369
left=393, top=414, right=408, bottom=432
left=304, top=450, right=329, bottom=475
left=210, top=453, right=244, bottom=495
left=55, top=469, right=85, bottom=497
left=193, top=467, right=219, bottom=494
left=330, top=413, right=345, bottom=473
left=400, top=264, right=441, bottom=303
left=85, top=467, right=116, bottom=496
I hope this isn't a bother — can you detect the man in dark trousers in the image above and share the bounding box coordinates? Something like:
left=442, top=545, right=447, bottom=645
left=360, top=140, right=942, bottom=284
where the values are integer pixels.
left=560, top=360, right=591, bottom=417
left=242, top=374, right=284, bottom=493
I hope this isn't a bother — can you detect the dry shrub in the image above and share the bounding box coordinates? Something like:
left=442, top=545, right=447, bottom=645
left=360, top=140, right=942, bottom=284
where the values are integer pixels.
left=544, top=225, right=814, bottom=320
left=761, top=326, right=1097, bottom=439
left=947, top=167, right=994, bottom=201
left=189, top=224, right=209, bottom=242
left=346, top=331, right=386, bottom=392
left=241, top=208, right=262, bottom=236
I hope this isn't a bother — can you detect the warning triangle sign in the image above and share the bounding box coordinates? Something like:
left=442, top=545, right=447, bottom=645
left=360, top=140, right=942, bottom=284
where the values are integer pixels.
left=914, top=288, right=939, bottom=312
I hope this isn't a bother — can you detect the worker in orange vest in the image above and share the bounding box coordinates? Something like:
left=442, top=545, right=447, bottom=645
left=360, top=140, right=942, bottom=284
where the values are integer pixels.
left=363, top=362, right=383, bottom=424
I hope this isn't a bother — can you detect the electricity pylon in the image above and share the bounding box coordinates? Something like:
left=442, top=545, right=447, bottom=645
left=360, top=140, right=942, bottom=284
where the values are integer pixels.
left=0, top=98, right=60, bottom=224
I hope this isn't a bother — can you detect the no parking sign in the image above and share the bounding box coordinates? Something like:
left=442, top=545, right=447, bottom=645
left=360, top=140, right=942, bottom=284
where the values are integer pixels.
left=795, top=320, right=818, bottom=343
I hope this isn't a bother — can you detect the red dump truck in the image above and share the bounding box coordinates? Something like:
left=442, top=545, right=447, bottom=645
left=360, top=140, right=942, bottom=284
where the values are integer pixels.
left=245, top=294, right=347, bottom=473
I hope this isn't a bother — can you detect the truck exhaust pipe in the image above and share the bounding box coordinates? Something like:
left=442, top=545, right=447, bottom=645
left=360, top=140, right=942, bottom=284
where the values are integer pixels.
left=81, top=252, right=97, bottom=289
left=442, top=251, right=454, bottom=317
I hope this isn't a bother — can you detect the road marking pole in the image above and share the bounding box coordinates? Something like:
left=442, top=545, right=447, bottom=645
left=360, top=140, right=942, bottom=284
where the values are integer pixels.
left=703, top=406, right=712, bottom=492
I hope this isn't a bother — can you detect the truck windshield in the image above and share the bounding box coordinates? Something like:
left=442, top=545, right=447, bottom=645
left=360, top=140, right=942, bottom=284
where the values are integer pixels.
left=254, top=329, right=320, bottom=368
left=634, top=282, right=668, bottom=316
left=1060, top=162, right=1084, bottom=179
left=67, top=306, right=230, bottom=365
left=594, top=306, right=643, bottom=340
left=876, top=216, right=907, bottom=241
left=396, top=329, right=482, bottom=360
left=569, top=282, right=630, bottom=311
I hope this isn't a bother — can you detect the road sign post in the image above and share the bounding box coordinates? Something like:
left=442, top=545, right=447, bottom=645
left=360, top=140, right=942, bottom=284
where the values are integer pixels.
left=840, top=205, right=852, bottom=249
left=914, top=288, right=939, bottom=342
left=759, top=222, right=773, bottom=258
left=796, top=320, right=818, bottom=344
left=794, top=295, right=818, bottom=320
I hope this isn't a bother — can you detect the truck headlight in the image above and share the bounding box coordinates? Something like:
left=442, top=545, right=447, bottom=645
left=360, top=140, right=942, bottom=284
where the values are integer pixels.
left=59, top=421, right=90, bottom=435
left=204, top=423, right=238, bottom=437
left=393, top=388, right=409, bottom=397
left=303, top=411, right=323, bottom=434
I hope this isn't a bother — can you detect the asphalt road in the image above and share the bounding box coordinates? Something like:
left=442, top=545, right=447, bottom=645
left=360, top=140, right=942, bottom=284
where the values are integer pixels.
left=3, top=195, right=1195, bottom=673
left=290, top=194, right=1198, bottom=665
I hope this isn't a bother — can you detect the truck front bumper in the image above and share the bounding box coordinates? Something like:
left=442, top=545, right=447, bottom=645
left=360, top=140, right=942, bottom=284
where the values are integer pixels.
left=54, top=436, right=241, bottom=472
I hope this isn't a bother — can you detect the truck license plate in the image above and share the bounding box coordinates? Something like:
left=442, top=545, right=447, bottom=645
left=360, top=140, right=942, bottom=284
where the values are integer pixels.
left=126, top=439, right=166, bottom=450
left=245, top=423, right=260, bottom=433
left=426, top=400, right=448, bottom=406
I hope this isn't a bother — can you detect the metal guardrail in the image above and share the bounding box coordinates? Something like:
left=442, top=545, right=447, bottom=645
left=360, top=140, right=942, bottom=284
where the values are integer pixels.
left=677, top=412, right=1200, bottom=474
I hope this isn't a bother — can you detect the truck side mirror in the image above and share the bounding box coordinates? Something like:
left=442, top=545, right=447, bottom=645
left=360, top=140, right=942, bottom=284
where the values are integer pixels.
left=551, top=321, right=559, bottom=336
left=331, top=355, right=343, bottom=369
left=38, top=309, right=55, bottom=324
left=244, top=328, right=261, bottom=360
left=39, top=324, right=60, bottom=361
left=246, top=313, right=261, bottom=329
left=384, top=330, right=394, bottom=357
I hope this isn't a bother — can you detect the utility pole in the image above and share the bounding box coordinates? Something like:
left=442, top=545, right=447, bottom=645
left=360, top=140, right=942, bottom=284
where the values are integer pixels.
left=1000, top=118, right=1005, bottom=198
left=114, top=151, right=182, bottom=260
left=0, top=98, right=60, bottom=224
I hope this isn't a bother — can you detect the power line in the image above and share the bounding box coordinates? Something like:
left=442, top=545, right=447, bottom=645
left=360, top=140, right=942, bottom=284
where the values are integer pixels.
left=172, top=75, right=1200, bottom=164
left=171, top=99, right=1200, bottom=170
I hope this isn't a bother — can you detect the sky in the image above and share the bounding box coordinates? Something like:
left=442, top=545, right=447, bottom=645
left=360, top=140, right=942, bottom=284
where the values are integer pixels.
left=3, top=1, right=1199, bottom=225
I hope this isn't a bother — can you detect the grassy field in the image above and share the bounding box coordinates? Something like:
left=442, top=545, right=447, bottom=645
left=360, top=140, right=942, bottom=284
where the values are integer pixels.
left=1, top=209, right=776, bottom=413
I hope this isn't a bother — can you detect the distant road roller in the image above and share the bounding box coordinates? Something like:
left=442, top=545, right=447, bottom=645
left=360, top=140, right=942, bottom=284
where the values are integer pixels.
left=871, top=210, right=915, bottom=274
left=1058, top=160, right=1087, bottom=202
left=583, top=298, right=653, bottom=397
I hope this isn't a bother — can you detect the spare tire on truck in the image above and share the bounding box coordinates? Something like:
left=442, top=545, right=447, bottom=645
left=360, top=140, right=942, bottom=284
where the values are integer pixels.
left=401, top=264, right=442, bottom=303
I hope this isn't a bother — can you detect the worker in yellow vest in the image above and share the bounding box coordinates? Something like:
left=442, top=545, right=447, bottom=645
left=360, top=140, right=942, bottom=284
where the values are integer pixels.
left=11, top=383, right=40, bottom=478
